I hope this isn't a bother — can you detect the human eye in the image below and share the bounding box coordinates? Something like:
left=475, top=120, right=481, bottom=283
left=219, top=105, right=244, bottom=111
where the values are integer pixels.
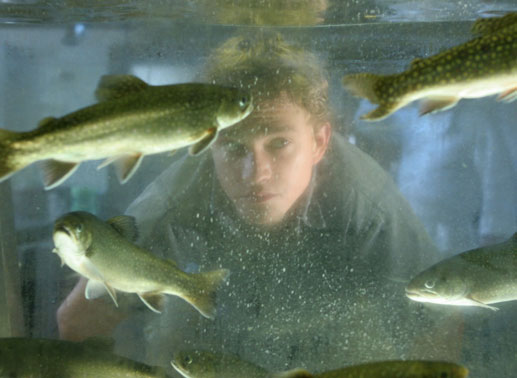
left=268, top=137, right=290, bottom=150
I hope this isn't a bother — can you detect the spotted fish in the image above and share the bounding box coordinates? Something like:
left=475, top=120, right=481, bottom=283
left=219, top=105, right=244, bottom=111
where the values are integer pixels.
left=406, top=232, right=517, bottom=310
left=343, top=12, right=517, bottom=121
left=171, top=349, right=468, bottom=378
left=0, top=75, right=253, bottom=189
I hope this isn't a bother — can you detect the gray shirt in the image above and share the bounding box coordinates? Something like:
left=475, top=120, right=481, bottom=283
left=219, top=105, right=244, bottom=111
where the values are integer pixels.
left=123, top=133, right=444, bottom=373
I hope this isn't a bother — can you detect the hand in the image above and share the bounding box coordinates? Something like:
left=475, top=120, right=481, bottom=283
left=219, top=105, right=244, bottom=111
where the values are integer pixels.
left=57, top=277, right=128, bottom=341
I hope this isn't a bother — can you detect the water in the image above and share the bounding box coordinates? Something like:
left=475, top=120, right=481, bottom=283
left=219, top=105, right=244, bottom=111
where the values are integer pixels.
left=0, top=1, right=516, bottom=377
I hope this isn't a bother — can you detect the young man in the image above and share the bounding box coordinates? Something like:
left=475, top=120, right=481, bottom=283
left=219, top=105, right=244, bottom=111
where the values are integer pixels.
left=58, top=34, right=460, bottom=374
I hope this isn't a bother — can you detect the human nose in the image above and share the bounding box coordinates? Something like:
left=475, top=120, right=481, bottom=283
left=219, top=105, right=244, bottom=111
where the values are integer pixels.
left=241, top=148, right=272, bottom=184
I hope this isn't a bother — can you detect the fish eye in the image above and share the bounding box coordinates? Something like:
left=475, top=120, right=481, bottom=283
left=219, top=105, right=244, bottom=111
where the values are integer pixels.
left=75, top=224, right=83, bottom=234
left=183, top=355, right=192, bottom=365
left=424, top=280, right=435, bottom=289
left=239, top=97, right=248, bottom=107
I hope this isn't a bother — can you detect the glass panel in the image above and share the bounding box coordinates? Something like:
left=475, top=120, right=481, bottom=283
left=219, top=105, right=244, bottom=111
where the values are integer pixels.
left=0, top=2, right=516, bottom=377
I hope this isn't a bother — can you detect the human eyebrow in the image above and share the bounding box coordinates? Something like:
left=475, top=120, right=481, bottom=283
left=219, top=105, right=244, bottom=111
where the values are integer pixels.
left=262, top=124, right=295, bottom=134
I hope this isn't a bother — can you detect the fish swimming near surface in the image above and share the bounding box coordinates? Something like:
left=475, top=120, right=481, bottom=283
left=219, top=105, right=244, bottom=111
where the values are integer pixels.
left=0, top=75, right=253, bottom=189
left=0, top=337, right=170, bottom=378
left=171, top=350, right=468, bottom=378
left=406, top=232, right=517, bottom=310
left=52, top=211, right=229, bottom=319
left=342, top=12, right=517, bottom=121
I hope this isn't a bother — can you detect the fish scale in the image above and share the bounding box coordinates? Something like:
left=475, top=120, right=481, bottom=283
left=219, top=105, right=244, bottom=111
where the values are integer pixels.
left=0, top=75, right=253, bottom=188
left=343, top=12, right=517, bottom=121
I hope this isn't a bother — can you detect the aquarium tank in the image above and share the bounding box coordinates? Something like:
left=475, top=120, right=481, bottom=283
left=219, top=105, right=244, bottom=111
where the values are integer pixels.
left=1, top=1, right=516, bottom=377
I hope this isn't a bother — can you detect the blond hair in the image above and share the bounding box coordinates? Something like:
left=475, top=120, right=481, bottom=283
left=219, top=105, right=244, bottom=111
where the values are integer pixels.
left=200, top=33, right=330, bottom=128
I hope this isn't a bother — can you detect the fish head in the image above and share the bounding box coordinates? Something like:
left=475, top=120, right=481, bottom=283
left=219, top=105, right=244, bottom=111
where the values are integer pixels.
left=216, top=89, right=254, bottom=130
left=53, top=211, right=93, bottom=258
left=405, top=265, right=470, bottom=306
left=171, top=349, right=265, bottom=378
left=171, top=349, right=218, bottom=378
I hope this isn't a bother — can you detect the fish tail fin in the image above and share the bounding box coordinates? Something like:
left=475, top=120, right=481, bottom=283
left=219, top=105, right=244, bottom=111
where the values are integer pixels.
left=0, top=129, right=24, bottom=183
left=187, top=268, right=230, bottom=319
left=342, top=73, right=383, bottom=104
left=342, top=73, right=399, bottom=121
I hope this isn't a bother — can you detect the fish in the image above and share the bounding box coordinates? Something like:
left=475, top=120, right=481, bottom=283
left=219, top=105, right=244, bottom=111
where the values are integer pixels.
left=342, top=12, right=517, bottom=121
left=52, top=211, right=229, bottom=319
left=0, top=337, right=170, bottom=378
left=406, top=232, right=517, bottom=310
left=170, top=349, right=310, bottom=378
left=0, top=74, right=253, bottom=189
left=311, top=360, right=468, bottom=378
left=170, top=350, right=468, bottom=378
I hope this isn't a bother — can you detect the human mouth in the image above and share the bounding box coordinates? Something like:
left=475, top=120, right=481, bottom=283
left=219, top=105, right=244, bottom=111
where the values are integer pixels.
left=240, top=192, right=278, bottom=203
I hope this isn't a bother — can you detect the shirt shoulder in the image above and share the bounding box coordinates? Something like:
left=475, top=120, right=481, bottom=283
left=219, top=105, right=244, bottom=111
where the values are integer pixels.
left=317, top=134, right=406, bottom=229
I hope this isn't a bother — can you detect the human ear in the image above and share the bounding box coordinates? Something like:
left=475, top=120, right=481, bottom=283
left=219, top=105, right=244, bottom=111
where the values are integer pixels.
left=312, top=122, right=331, bottom=165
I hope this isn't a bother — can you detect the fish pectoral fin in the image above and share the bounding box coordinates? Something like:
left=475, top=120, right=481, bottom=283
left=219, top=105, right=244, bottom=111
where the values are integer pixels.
left=107, top=215, right=139, bottom=242
left=496, top=87, right=517, bottom=103
left=466, top=296, right=499, bottom=311
left=419, top=97, right=459, bottom=116
left=41, top=160, right=80, bottom=190
left=97, top=156, right=118, bottom=170
left=189, top=128, right=217, bottom=156
left=85, top=280, right=119, bottom=307
left=52, top=248, right=66, bottom=267
left=273, top=369, right=314, bottom=378
left=112, top=154, right=144, bottom=184
left=94, top=75, right=149, bottom=102
left=137, top=293, right=164, bottom=313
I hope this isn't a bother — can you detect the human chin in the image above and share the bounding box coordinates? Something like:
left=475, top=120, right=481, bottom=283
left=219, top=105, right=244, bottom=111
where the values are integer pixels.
left=234, top=201, right=286, bottom=226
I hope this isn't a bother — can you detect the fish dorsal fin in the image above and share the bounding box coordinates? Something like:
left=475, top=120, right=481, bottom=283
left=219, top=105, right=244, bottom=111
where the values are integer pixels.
left=37, top=116, right=57, bottom=129
left=189, top=128, right=217, bottom=156
left=471, top=13, right=517, bottom=36
left=272, top=369, right=314, bottom=378
left=94, top=75, right=149, bottom=102
left=107, top=215, right=139, bottom=242
left=41, top=160, right=80, bottom=190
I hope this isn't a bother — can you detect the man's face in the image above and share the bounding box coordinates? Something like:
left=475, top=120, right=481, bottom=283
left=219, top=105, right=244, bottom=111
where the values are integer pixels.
left=211, top=97, right=330, bottom=226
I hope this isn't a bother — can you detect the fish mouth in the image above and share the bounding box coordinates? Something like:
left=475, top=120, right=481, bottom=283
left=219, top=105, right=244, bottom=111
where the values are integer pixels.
left=54, top=224, right=73, bottom=238
left=170, top=360, right=188, bottom=377
left=405, top=287, right=436, bottom=299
